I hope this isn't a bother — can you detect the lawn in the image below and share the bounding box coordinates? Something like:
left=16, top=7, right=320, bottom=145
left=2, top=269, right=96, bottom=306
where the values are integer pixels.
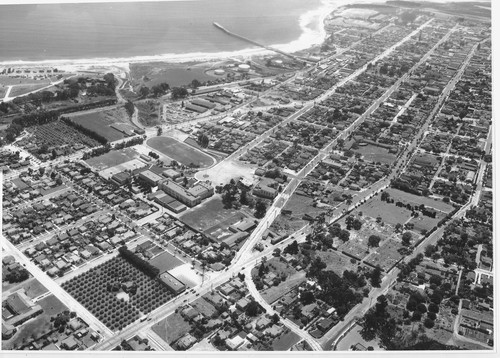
left=272, top=331, right=301, bottom=351
left=20, top=278, right=49, bottom=299
left=85, top=148, right=138, bottom=171
left=147, top=136, right=214, bottom=168
left=386, top=188, right=454, bottom=213
left=2, top=294, right=68, bottom=350
left=69, top=113, right=125, bottom=142
left=181, top=196, right=241, bottom=232
left=0, top=76, right=51, bottom=86
left=149, top=251, right=184, bottom=274
left=358, top=197, right=413, bottom=226
left=9, top=83, right=50, bottom=97
left=353, top=144, right=397, bottom=164
left=408, top=213, right=444, bottom=234
left=191, top=298, right=218, bottom=318
left=314, top=251, right=358, bottom=276
left=151, top=312, right=191, bottom=344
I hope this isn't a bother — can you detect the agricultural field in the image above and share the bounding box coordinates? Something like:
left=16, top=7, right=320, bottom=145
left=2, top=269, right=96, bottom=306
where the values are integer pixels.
left=68, top=112, right=126, bottom=142
left=19, top=120, right=101, bottom=155
left=61, top=256, right=174, bottom=331
left=85, top=148, right=139, bottom=171
left=353, top=144, right=398, bottom=164
left=147, top=136, right=214, bottom=168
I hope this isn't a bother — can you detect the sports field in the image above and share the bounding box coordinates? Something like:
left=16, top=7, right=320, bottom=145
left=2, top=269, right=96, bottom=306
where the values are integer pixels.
left=85, top=147, right=139, bottom=170
left=147, top=136, right=214, bottom=168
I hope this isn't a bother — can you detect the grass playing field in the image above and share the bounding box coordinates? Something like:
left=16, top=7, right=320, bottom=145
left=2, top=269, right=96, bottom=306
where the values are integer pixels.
left=147, top=136, right=214, bottom=168
left=85, top=148, right=138, bottom=170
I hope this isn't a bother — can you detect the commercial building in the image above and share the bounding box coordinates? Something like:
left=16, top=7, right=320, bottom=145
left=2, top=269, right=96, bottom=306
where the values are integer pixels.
left=252, top=179, right=278, bottom=199
left=159, top=272, right=186, bottom=294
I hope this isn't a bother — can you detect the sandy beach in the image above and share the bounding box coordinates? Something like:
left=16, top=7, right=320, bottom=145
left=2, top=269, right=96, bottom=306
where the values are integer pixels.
left=0, top=0, right=350, bottom=69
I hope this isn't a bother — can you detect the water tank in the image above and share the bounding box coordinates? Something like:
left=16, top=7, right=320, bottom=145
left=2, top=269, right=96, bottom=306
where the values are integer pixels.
left=238, top=64, right=250, bottom=72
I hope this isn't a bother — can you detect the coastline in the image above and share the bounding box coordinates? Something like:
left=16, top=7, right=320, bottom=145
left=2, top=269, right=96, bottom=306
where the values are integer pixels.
left=0, top=0, right=343, bottom=69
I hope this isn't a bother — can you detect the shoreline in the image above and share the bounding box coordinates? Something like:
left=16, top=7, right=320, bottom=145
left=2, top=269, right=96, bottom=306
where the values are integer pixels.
left=0, top=0, right=343, bottom=69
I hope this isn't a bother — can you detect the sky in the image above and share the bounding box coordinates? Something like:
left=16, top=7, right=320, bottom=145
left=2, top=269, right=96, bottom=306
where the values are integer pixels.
left=0, top=0, right=492, bottom=4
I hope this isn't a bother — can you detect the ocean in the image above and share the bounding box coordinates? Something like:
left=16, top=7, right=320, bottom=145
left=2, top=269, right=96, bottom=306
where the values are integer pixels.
left=0, top=0, right=489, bottom=64
left=0, top=0, right=326, bottom=63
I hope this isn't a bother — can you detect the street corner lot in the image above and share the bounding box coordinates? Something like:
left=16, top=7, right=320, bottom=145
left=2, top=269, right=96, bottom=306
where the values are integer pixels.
left=85, top=147, right=140, bottom=171
left=146, top=136, right=215, bottom=168
left=189, top=337, right=218, bottom=351
left=149, top=251, right=184, bottom=274
left=151, top=312, right=191, bottom=345
left=335, top=323, right=384, bottom=351
left=181, top=196, right=247, bottom=233
left=2, top=294, right=68, bottom=350
left=272, top=331, right=301, bottom=351
left=167, top=263, right=201, bottom=288
left=204, top=211, right=252, bottom=242
left=364, top=239, right=404, bottom=271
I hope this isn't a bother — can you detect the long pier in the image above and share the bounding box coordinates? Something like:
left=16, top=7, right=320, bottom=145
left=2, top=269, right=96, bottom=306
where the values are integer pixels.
left=213, top=22, right=312, bottom=63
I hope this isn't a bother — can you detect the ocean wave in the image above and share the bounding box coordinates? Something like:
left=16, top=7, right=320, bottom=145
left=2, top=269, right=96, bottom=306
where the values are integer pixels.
left=0, top=0, right=385, bottom=67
